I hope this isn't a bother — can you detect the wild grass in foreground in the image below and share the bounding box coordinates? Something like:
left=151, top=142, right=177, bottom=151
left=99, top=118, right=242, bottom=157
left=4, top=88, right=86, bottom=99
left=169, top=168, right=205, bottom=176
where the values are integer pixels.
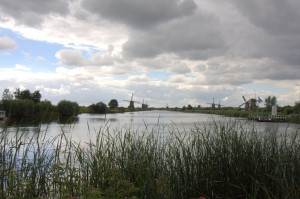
left=1, top=120, right=300, bottom=198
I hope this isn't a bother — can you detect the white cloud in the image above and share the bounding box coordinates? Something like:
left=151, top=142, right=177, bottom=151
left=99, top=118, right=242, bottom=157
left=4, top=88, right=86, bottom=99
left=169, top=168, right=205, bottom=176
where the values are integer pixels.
left=0, top=36, right=16, bottom=50
left=42, top=85, right=71, bottom=95
left=15, top=64, right=31, bottom=71
left=0, top=0, right=300, bottom=107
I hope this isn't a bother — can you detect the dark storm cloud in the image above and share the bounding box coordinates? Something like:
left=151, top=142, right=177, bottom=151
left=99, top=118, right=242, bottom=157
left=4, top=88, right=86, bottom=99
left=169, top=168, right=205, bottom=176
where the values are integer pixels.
left=0, top=0, right=69, bottom=26
left=229, top=0, right=300, bottom=67
left=230, top=0, right=300, bottom=35
left=123, top=12, right=226, bottom=59
left=81, top=0, right=197, bottom=28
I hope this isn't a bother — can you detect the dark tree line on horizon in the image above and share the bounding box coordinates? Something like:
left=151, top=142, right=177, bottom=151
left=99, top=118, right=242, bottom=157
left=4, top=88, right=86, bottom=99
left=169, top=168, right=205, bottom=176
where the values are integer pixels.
left=0, top=88, right=122, bottom=123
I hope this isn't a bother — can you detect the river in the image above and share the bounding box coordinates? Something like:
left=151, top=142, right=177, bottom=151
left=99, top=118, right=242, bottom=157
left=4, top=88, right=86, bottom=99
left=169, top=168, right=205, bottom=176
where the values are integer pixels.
left=1, top=110, right=300, bottom=143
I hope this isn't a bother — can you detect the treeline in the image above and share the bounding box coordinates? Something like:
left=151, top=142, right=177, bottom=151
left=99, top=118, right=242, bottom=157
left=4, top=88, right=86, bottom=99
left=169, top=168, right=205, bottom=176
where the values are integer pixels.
left=1, top=88, right=57, bottom=123
left=0, top=88, right=123, bottom=124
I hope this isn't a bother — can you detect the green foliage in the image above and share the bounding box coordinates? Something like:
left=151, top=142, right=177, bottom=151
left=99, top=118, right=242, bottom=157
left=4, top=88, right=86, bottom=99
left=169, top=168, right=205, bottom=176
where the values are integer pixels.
left=108, top=99, right=118, bottom=109
left=79, top=106, right=90, bottom=113
left=89, top=102, right=107, bottom=114
left=295, top=101, right=300, bottom=114
left=265, top=96, right=277, bottom=111
left=288, top=114, right=300, bottom=123
left=1, top=99, right=57, bottom=124
left=31, top=90, right=42, bottom=103
left=187, top=104, right=193, bottom=110
left=3, top=99, right=35, bottom=120
left=14, top=88, right=31, bottom=100
left=1, top=121, right=300, bottom=198
left=8, top=88, right=42, bottom=103
left=2, top=88, right=13, bottom=101
left=57, top=100, right=79, bottom=118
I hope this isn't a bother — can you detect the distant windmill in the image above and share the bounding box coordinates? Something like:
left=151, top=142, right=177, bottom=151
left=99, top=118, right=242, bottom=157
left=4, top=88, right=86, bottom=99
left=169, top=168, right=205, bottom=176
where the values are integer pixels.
left=207, top=98, right=216, bottom=109
left=141, top=99, right=149, bottom=110
left=207, top=98, right=224, bottom=109
left=124, top=93, right=140, bottom=110
left=239, top=96, right=257, bottom=110
left=217, top=100, right=225, bottom=109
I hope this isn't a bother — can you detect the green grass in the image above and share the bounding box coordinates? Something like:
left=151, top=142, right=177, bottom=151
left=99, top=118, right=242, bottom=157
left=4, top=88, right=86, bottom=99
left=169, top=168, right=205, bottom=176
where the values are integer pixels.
left=1, top=120, right=300, bottom=198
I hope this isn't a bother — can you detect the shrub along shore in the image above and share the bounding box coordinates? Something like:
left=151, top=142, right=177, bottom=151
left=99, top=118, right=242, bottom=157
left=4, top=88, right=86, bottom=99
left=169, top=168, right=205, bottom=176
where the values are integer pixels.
left=1, top=120, right=300, bottom=198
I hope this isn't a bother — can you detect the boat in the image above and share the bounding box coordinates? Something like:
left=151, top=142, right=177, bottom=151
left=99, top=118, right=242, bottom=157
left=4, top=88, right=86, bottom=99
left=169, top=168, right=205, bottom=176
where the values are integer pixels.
left=0, top=110, right=6, bottom=120
left=255, top=115, right=287, bottom=122
left=248, top=114, right=287, bottom=122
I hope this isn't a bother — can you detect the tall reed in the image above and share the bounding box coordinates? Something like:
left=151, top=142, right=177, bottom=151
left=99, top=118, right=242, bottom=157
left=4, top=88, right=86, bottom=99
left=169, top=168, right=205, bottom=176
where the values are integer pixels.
left=1, top=120, right=300, bottom=198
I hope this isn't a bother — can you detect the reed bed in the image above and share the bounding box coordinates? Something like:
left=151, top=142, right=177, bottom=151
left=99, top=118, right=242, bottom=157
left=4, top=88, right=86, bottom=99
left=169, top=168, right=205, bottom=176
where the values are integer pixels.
left=1, top=120, right=300, bottom=198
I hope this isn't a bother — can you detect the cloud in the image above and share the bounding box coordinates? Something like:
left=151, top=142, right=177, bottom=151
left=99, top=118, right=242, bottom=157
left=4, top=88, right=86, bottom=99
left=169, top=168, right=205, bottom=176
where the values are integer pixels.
left=123, top=11, right=226, bottom=59
left=0, top=36, right=16, bottom=50
left=56, top=49, right=88, bottom=66
left=41, top=85, right=71, bottom=95
left=1, top=0, right=300, bottom=107
left=220, top=0, right=300, bottom=68
left=230, top=0, right=300, bottom=35
left=81, top=0, right=197, bottom=28
left=0, top=0, right=70, bottom=26
left=14, top=64, right=31, bottom=71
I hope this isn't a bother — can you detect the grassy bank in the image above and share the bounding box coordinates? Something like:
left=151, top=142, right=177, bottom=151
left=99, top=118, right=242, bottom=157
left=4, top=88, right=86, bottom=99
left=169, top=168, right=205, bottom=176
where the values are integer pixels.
left=180, top=108, right=300, bottom=124
left=1, top=120, right=300, bottom=198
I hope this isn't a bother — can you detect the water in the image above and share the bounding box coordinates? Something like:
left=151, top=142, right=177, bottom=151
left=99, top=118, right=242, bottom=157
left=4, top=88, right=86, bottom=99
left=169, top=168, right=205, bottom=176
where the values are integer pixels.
left=1, top=110, right=300, bottom=143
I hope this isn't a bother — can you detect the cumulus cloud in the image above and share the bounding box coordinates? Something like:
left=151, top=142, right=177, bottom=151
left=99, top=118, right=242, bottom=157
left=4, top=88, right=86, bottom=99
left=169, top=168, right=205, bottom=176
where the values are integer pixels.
left=230, top=0, right=300, bottom=35
left=81, top=0, right=197, bottom=28
left=1, top=0, right=300, bottom=106
left=0, top=0, right=69, bottom=26
left=0, top=36, right=16, bottom=50
left=55, top=49, right=88, bottom=66
left=123, top=11, right=226, bottom=60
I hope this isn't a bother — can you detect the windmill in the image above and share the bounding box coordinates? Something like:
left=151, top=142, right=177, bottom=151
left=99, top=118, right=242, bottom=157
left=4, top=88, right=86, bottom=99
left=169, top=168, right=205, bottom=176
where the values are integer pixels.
left=141, top=99, right=149, bottom=110
left=124, top=93, right=140, bottom=110
left=217, top=100, right=225, bottom=109
left=207, top=98, right=216, bottom=109
left=207, top=98, right=224, bottom=109
left=239, top=96, right=257, bottom=110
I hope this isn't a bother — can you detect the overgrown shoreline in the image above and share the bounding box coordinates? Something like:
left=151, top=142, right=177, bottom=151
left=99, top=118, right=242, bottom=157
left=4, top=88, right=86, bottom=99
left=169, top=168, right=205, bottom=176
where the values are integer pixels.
left=175, top=108, right=300, bottom=124
left=1, top=120, right=300, bottom=198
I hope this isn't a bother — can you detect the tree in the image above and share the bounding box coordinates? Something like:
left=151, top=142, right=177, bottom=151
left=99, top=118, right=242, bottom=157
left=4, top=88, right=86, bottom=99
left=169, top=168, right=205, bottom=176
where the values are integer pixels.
left=57, top=100, right=79, bottom=118
left=187, top=104, right=193, bottom=110
left=2, top=88, right=13, bottom=101
left=7, top=99, right=35, bottom=120
left=295, top=101, right=300, bottom=114
left=31, top=90, right=42, bottom=103
left=12, top=88, right=42, bottom=103
left=265, top=96, right=277, bottom=111
left=14, top=88, right=31, bottom=100
left=108, top=99, right=118, bottom=109
left=89, top=102, right=107, bottom=114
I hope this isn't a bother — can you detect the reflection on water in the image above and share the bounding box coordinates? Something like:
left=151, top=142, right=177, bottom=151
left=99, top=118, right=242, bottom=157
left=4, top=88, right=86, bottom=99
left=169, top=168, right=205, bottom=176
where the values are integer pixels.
left=87, top=117, right=118, bottom=122
left=1, top=110, right=300, bottom=143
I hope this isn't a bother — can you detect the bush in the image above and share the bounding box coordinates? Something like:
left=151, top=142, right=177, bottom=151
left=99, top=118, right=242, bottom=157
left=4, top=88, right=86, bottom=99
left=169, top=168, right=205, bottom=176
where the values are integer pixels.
left=89, top=102, right=107, bottom=114
left=108, top=99, right=118, bottom=109
left=2, top=99, right=35, bottom=120
left=57, top=100, right=79, bottom=118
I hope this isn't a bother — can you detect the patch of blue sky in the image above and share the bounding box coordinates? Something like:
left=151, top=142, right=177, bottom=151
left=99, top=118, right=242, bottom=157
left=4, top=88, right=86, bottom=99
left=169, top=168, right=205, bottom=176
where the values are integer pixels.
left=147, top=70, right=171, bottom=81
left=114, top=74, right=130, bottom=80
left=0, top=29, right=63, bottom=71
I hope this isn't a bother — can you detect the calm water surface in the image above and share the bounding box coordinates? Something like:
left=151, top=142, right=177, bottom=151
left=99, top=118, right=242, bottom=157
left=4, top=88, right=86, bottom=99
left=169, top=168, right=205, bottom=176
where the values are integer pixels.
left=2, top=110, right=300, bottom=143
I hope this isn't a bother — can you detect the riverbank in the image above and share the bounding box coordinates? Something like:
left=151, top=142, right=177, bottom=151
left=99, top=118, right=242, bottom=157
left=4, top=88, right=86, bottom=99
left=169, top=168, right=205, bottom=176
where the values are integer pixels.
left=175, top=108, right=300, bottom=124
left=1, top=120, right=300, bottom=198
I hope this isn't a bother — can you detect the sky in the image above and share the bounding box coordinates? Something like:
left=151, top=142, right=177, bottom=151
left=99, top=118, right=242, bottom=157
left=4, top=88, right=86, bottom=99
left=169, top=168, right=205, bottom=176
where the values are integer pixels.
left=0, top=0, right=300, bottom=108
